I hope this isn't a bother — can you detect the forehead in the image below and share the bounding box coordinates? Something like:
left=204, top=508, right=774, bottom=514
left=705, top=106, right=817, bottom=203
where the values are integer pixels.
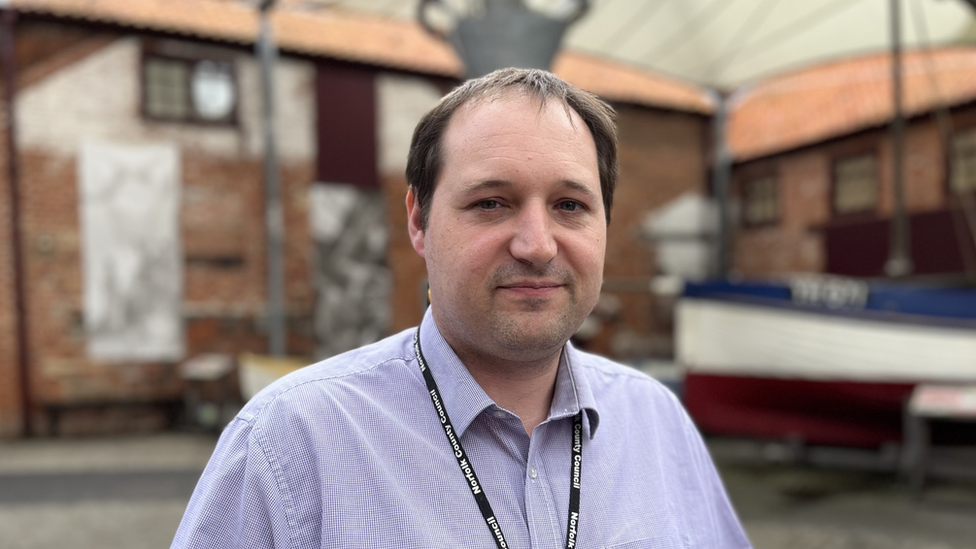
left=440, top=92, right=596, bottom=169
left=448, top=92, right=579, bottom=136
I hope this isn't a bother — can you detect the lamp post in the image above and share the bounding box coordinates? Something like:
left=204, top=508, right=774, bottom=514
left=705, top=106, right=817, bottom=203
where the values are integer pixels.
left=256, top=0, right=286, bottom=355
left=885, top=0, right=913, bottom=278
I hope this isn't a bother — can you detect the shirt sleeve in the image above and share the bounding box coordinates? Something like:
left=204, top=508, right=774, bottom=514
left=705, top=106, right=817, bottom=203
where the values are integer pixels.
left=171, top=417, right=295, bottom=549
left=680, top=412, right=754, bottom=549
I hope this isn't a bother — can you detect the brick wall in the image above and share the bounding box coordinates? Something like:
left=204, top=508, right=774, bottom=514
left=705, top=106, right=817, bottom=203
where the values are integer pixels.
left=732, top=106, right=976, bottom=278
left=596, top=105, right=708, bottom=359
left=12, top=149, right=316, bottom=435
left=377, top=73, right=441, bottom=333
left=732, top=150, right=830, bottom=276
left=385, top=171, right=429, bottom=333
left=0, top=21, right=319, bottom=436
left=0, top=82, right=21, bottom=436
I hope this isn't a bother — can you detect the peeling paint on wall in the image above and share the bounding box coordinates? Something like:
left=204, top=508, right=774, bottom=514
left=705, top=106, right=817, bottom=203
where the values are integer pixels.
left=79, top=141, right=184, bottom=361
left=309, top=183, right=390, bottom=359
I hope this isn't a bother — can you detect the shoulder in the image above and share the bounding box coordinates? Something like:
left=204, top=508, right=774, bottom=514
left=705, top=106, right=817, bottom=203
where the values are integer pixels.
left=571, top=348, right=682, bottom=408
left=569, top=347, right=699, bottom=441
left=235, top=327, right=419, bottom=427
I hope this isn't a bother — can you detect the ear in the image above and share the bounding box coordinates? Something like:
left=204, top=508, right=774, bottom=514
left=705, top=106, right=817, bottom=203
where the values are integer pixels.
left=405, top=186, right=426, bottom=258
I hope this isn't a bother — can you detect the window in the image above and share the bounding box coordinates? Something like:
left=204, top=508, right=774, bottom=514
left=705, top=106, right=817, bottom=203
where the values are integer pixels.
left=950, top=129, right=976, bottom=194
left=742, top=175, right=777, bottom=225
left=833, top=154, right=877, bottom=214
left=142, top=52, right=237, bottom=124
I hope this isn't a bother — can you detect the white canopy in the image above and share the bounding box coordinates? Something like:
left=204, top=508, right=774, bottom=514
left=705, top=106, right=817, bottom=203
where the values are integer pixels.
left=327, top=0, right=976, bottom=90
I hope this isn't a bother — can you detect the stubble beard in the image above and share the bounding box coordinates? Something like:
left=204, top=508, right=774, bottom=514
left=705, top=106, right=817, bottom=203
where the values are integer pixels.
left=481, top=263, right=590, bottom=363
left=433, top=259, right=600, bottom=376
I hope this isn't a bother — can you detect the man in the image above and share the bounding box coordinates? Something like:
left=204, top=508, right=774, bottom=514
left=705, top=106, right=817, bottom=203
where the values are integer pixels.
left=172, top=68, right=751, bottom=548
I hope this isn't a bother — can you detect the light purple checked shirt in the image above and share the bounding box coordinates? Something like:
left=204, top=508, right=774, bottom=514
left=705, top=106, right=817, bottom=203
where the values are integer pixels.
left=172, top=308, right=751, bottom=549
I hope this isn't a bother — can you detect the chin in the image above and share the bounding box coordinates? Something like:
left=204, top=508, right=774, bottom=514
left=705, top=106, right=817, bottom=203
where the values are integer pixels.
left=491, top=314, right=582, bottom=354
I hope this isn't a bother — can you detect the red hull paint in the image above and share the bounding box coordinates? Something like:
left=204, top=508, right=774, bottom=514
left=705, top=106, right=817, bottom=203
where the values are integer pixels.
left=683, top=373, right=915, bottom=448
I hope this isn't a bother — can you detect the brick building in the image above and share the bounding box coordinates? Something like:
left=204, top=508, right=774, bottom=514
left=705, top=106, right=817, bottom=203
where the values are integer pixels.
left=728, top=48, right=976, bottom=280
left=0, top=0, right=715, bottom=436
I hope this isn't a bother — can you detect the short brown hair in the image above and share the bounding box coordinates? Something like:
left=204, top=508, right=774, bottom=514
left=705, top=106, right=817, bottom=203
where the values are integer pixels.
left=406, top=68, right=618, bottom=229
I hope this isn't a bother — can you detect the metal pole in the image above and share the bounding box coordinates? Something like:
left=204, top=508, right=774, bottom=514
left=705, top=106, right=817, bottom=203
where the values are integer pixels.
left=258, top=0, right=286, bottom=355
left=2, top=8, right=32, bottom=436
left=885, top=0, right=913, bottom=277
left=711, top=91, right=732, bottom=277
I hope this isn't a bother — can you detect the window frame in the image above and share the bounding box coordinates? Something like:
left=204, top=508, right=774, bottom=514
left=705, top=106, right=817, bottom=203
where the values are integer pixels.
left=740, top=173, right=780, bottom=228
left=830, top=150, right=880, bottom=220
left=948, top=126, right=976, bottom=197
left=140, top=40, right=239, bottom=127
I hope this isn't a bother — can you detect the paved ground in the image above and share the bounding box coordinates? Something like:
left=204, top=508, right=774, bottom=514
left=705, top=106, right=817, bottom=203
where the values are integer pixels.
left=1, top=432, right=974, bottom=549
left=715, top=440, right=976, bottom=549
left=0, top=433, right=213, bottom=549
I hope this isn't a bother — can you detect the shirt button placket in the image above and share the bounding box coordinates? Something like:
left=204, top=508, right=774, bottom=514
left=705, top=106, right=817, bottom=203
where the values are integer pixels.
left=524, top=424, right=561, bottom=548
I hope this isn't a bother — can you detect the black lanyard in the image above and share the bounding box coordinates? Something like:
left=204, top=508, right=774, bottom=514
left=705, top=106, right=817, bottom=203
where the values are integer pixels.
left=414, top=327, right=583, bottom=549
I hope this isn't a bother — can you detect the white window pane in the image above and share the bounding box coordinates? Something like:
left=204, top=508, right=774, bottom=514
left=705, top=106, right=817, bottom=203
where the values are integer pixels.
left=191, top=60, right=236, bottom=121
left=951, top=130, right=976, bottom=193
left=834, top=155, right=877, bottom=213
left=744, top=176, right=776, bottom=224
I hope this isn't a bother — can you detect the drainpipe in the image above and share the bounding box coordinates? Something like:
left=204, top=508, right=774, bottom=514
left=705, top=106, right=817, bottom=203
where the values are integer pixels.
left=2, top=7, right=32, bottom=437
left=711, top=91, right=733, bottom=278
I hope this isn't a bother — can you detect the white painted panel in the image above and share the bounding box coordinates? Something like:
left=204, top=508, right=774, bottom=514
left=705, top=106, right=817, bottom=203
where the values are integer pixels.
left=376, top=73, right=443, bottom=175
left=237, top=55, right=316, bottom=160
left=18, top=38, right=315, bottom=161
left=79, top=141, right=184, bottom=361
left=677, top=299, right=976, bottom=382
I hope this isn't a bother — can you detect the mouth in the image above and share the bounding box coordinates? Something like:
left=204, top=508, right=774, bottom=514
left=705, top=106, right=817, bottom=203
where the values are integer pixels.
left=496, top=280, right=565, bottom=297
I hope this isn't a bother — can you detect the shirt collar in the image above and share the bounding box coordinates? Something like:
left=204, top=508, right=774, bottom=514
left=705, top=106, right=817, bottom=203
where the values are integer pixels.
left=418, top=308, right=496, bottom=437
left=418, top=308, right=601, bottom=438
left=552, top=341, right=601, bottom=438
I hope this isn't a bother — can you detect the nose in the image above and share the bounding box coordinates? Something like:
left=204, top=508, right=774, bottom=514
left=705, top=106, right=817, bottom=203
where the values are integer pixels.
left=509, top=201, right=557, bottom=266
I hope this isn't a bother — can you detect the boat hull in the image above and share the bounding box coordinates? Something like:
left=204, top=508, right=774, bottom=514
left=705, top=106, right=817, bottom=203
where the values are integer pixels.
left=684, top=373, right=913, bottom=447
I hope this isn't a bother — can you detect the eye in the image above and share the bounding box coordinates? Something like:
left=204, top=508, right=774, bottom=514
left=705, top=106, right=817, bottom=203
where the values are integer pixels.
left=475, top=199, right=500, bottom=210
left=558, top=200, right=584, bottom=212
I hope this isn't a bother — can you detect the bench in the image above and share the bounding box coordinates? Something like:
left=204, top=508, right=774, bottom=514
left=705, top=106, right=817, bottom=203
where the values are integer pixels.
left=903, top=384, right=976, bottom=499
left=43, top=398, right=182, bottom=436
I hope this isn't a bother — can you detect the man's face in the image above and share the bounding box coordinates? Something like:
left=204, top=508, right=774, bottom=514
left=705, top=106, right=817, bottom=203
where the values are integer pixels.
left=407, top=93, right=606, bottom=368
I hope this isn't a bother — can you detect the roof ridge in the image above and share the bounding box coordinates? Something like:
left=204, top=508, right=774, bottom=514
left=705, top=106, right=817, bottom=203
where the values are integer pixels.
left=7, top=0, right=715, bottom=113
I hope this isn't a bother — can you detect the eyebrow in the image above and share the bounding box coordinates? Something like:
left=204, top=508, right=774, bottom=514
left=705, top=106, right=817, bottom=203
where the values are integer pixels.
left=461, top=179, right=600, bottom=202
left=461, top=179, right=512, bottom=194
left=560, top=179, right=601, bottom=202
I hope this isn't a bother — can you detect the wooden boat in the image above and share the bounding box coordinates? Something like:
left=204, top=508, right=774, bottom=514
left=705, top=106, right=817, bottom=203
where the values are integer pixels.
left=677, top=277, right=976, bottom=447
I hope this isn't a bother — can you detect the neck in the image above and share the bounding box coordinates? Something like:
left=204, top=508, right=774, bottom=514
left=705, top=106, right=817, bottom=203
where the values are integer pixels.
left=456, top=350, right=561, bottom=437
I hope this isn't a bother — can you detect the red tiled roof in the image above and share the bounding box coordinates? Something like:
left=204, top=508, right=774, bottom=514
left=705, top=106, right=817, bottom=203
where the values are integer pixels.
left=11, top=0, right=463, bottom=75
left=728, top=47, right=976, bottom=162
left=552, top=51, right=714, bottom=115
left=9, top=0, right=714, bottom=113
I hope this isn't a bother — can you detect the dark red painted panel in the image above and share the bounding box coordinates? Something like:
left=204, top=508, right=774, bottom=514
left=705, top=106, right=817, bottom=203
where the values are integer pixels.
left=911, top=209, right=973, bottom=274
left=824, top=208, right=976, bottom=277
left=316, top=63, right=377, bottom=188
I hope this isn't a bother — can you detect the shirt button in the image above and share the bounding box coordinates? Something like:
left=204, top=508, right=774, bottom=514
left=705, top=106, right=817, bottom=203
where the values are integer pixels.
left=528, top=466, right=538, bottom=479
left=492, top=410, right=507, bottom=419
